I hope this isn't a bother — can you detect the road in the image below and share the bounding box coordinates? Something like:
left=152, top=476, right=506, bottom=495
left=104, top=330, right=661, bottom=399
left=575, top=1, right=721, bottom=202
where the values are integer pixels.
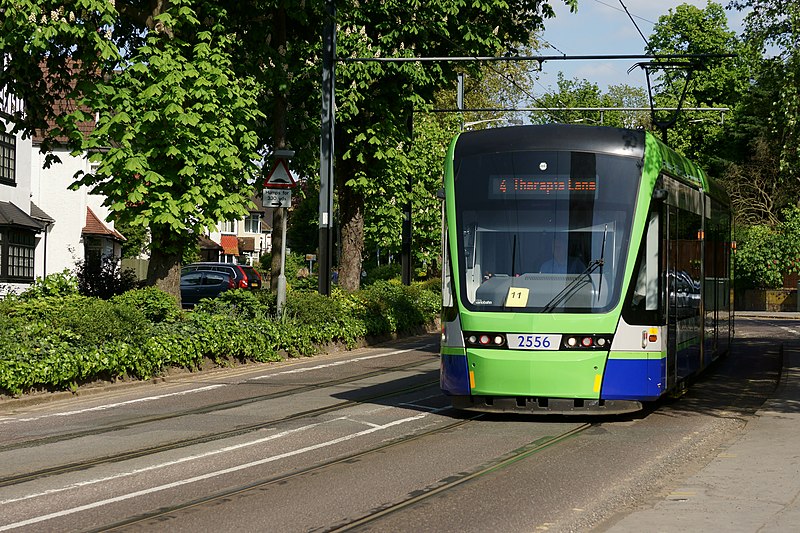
left=0, top=316, right=789, bottom=532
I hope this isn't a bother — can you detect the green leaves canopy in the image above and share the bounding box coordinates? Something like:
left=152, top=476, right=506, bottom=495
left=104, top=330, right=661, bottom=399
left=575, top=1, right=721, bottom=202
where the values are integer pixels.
left=72, top=0, right=263, bottom=255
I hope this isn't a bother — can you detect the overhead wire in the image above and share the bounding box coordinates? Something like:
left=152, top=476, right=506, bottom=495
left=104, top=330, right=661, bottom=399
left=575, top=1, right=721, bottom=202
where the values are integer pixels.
left=404, top=16, right=573, bottom=122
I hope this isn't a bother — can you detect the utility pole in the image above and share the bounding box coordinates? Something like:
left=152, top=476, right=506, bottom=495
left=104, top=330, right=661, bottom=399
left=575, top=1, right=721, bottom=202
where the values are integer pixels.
left=318, top=0, right=335, bottom=295
left=270, top=2, right=289, bottom=294
left=401, top=106, right=413, bottom=285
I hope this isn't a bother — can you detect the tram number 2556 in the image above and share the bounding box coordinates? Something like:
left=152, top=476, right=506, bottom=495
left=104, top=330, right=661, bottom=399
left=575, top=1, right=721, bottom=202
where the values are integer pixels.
left=508, top=334, right=561, bottom=351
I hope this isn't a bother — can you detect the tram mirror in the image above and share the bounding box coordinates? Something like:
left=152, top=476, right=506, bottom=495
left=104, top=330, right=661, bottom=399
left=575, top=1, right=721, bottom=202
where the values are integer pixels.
left=652, top=188, right=668, bottom=202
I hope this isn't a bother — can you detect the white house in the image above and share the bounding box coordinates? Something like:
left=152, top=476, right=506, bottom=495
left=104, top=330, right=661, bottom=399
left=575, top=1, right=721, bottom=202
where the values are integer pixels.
left=0, top=88, right=43, bottom=294
left=204, top=195, right=273, bottom=266
left=0, top=85, right=124, bottom=295
left=30, top=143, right=125, bottom=277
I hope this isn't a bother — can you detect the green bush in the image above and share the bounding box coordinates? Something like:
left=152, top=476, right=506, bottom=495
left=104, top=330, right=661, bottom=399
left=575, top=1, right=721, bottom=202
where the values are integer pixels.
left=75, top=256, right=139, bottom=299
left=112, top=287, right=182, bottom=323
left=20, top=270, right=79, bottom=300
left=193, top=289, right=276, bottom=318
left=0, top=277, right=441, bottom=396
left=362, top=263, right=402, bottom=286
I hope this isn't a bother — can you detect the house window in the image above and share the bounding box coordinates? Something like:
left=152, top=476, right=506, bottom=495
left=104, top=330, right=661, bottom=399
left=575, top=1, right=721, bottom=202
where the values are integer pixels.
left=220, top=219, right=236, bottom=234
left=244, top=213, right=261, bottom=233
left=0, top=130, right=15, bottom=186
left=0, top=228, right=35, bottom=281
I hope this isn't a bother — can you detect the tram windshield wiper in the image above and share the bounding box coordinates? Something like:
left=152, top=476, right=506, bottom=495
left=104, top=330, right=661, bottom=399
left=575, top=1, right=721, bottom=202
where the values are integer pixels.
left=541, top=259, right=604, bottom=313
left=542, top=224, right=608, bottom=313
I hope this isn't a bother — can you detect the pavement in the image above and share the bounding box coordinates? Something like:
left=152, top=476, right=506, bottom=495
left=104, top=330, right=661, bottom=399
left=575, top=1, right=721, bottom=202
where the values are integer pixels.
left=605, top=312, right=800, bottom=532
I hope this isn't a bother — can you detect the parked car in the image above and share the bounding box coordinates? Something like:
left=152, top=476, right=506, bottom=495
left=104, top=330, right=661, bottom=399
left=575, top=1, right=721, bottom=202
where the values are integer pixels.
left=180, top=270, right=235, bottom=308
left=181, top=262, right=262, bottom=290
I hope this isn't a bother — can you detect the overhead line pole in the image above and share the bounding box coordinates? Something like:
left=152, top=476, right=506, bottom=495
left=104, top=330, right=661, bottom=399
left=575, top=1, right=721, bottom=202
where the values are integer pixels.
left=319, top=0, right=335, bottom=296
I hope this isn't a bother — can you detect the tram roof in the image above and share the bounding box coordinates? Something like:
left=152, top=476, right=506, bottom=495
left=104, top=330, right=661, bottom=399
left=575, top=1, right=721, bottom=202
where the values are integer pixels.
left=454, top=124, right=646, bottom=160
left=452, top=124, right=729, bottom=206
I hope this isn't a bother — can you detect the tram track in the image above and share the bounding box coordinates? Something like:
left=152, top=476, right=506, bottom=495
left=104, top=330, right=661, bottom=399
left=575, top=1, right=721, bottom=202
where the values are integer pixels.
left=0, top=362, right=440, bottom=488
left=90, top=419, right=592, bottom=532
left=0, top=355, right=435, bottom=453
left=327, top=422, right=593, bottom=532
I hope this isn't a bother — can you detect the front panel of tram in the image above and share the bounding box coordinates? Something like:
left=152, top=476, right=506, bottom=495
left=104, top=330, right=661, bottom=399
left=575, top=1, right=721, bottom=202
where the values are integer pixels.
left=441, top=146, right=645, bottom=413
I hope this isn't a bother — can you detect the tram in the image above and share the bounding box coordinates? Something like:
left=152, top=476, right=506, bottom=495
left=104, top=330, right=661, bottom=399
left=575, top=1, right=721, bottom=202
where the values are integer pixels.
left=439, top=124, right=733, bottom=414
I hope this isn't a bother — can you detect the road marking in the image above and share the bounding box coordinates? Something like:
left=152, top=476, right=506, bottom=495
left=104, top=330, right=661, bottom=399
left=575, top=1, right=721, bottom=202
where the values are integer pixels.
left=0, top=412, right=430, bottom=532
left=0, top=418, right=346, bottom=506
left=246, top=344, right=436, bottom=380
left=0, top=343, right=435, bottom=424
left=0, top=385, right=227, bottom=424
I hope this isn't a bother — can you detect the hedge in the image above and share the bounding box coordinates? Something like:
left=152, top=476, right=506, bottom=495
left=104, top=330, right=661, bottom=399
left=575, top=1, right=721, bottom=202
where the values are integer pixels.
left=0, top=280, right=440, bottom=396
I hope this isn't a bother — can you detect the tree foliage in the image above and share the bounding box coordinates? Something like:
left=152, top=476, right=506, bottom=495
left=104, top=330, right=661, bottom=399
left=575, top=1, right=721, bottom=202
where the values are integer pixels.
left=1, top=0, right=579, bottom=297
left=332, top=0, right=576, bottom=290
left=528, top=73, right=649, bottom=128
left=729, top=0, right=800, bottom=201
left=646, top=2, right=745, bottom=166
left=72, top=0, right=264, bottom=291
left=0, top=0, right=118, bottom=162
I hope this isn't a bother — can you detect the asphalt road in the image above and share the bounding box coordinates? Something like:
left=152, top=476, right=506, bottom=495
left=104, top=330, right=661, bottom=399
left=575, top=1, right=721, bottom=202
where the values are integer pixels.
left=0, top=317, right=787, bottom=532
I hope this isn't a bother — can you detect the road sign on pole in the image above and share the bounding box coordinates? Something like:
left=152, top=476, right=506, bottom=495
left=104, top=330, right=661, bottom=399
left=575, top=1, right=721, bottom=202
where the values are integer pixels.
left=263, top=189, right=292, bottom=208
left=263, top=151, right=296, bottom=316
left=264, top=158, right=297, bottom=189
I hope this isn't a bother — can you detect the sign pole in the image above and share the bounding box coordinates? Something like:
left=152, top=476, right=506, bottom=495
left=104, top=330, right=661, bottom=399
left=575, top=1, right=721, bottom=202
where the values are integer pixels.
left=276, top=211, right=288, bottom=315
left=263, top=149, right=295, bottom=314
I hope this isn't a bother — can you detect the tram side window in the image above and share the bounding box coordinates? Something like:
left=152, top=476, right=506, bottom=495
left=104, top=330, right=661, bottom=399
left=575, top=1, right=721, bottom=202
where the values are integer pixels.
left=627, top=209, right=661, bottom=322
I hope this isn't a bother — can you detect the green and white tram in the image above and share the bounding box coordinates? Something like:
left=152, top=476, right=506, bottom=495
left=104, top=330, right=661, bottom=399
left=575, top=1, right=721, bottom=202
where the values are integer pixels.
left=439, top=124, right=732, bottom=414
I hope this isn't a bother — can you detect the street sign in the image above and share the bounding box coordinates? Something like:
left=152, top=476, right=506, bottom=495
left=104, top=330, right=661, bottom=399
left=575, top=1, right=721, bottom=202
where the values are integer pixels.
left=264, top=159, right=296, bottom=188
left=263, top=188, right=292, bottom=208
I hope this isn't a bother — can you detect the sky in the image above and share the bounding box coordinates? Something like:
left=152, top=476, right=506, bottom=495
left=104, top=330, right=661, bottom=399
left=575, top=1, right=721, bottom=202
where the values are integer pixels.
left=536, top=0, right=749, bottom=92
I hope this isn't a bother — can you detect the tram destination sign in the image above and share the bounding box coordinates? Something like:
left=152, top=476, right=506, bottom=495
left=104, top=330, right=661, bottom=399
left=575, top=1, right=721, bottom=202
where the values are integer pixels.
left=488, top=175, right=597, bottom=199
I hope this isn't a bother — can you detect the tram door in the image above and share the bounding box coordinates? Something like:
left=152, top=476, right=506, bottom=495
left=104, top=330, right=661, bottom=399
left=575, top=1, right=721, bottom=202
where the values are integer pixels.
left=665, top=203, right=703, bottom=385
left=704, top=200, right=732, bottom=359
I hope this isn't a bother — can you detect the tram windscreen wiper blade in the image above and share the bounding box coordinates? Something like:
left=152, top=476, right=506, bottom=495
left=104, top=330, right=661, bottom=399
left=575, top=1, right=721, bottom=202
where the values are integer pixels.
left=541, top=259, right=604, bottom=313
left=597, top=224, right=608, bottom=302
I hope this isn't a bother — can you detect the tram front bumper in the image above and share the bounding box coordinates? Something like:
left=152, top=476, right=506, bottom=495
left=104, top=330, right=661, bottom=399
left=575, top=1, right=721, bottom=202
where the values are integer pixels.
left=450, top=395, right=642, bottom=415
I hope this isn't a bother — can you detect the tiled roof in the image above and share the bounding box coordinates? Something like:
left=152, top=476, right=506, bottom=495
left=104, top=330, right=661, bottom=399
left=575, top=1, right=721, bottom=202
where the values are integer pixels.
left=82, top=207, right=126, bottom=241
left=0, top=201, right=44, bottom=231
left=30, top=202, right=55, bottom=224
left=198, top=235, right=223, bottom=250
left=237, top=236, right=255, bottom=252
left=31, top=60, right=97, bottom=146
left=220, top=235, right=239, bottom=255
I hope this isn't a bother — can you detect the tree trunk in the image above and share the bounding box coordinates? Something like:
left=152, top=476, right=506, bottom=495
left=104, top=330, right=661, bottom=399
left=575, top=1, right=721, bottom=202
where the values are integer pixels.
left=146, top=224, right=183, bottom=302
left=337, top=158, right=365, bottom=292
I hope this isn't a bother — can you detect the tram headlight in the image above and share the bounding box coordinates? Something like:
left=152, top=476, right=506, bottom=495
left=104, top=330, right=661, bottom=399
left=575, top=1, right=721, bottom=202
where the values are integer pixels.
left=563, top=335, right=613, bottom=350
left=464, top=332, right=507, bottom=348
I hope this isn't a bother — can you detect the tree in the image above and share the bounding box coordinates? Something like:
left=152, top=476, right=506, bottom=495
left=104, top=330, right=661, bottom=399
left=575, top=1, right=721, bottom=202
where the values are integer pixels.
left=728, top=0, right=800, bottom=203
left=3, top=0, right=579, bottom=297
left=72, top=0, right=264, bottom=294
left=0, top=0, right=118, bottom=163
left=646, top=1, right=746, bottom=167
left=528, top=74, right=648, bottom=128
left=332, top=0, right=577, bottom=291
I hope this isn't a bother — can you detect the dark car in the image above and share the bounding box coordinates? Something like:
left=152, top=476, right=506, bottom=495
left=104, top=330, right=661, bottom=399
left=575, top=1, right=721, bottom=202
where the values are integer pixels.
left=180, top=270, right=235, bottom=308
left=182, top=262, right=262, bottom=290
